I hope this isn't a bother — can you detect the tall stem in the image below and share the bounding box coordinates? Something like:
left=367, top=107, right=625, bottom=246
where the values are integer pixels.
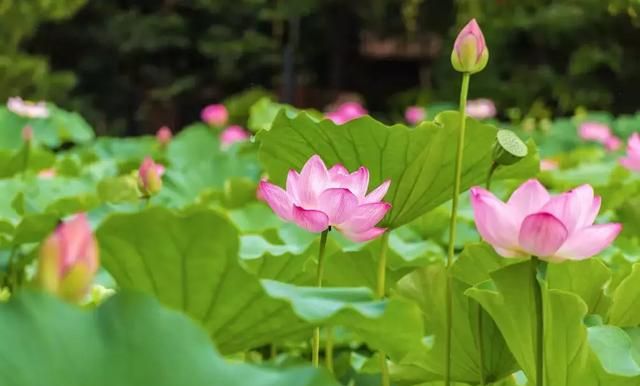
left=325, top=326, right=334, bottom=374
left=476, top=304, right=486, bottom=386
left=531, top=256, right=544, bottom=386
left=485, top=162, right=498, bottom=190
left=312, top=229, right=329, bottom=367
left=376, top=232, right=390, bottom=386
left=444, top=71, right=471, bottom=386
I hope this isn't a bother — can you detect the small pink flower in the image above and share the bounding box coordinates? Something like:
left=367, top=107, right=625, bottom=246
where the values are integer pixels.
left=540, top=159, right=559, bottom=171
left=605, top=136, right=622, bottom=152
left=470, top=179, right=621, bottom=261
left=37, top=214, right=99, bottom=301
left=579, top=122, right=612, bottom=144
left=258, top=155, right=391, bottom=242
left=220, top=125, right=250, bottom=149
left=326, top=102, right=368, bottom=125
left=38, top=168, right=56, bottom=179
left=156, top=126, right=172, bottom=146
left=201, top=104, right=228, bottom=126
left=138, top=157, right=165, bottom=196
left=405, top=106, right=426, bottom=125
left=451, top=19, right=489, bottom=74
left=22, top=126, right=34, bottom=142
left=466, top=99, right=496, bottom=119
left=620, top=133, right=640, bottom=172
left=7, top=97, right=49, bottom=119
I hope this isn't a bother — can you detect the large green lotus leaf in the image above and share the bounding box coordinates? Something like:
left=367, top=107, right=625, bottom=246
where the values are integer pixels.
left=467, top=261, right=640, bottom=386
left=392, top=245, right=518, bottom=385
left=248, top=97, right=323, bottom=132
left=608, top=263, right=640, bottom=327
left=546, top=259, right=612, bottom=316
left=0, top=290, right=337, bottom=386
left=257, top=111, right=538, bottom=228
left=588, top=326, right=640, bottom=377
left=89, top=136, right=158, bottom=161
left=97, top=208, right=423, bottom=357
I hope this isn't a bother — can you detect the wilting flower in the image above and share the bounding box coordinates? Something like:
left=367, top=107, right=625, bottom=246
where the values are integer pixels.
left=156, top=126, right=172, bottom=146
left=201, top=104, right=228, bottom=126
left=21, top=126, right=33, bottom=142
left=451, top=19, right=489, bottom=74
left=470, top=179, right=621, bottom=261
left=405, top=106, right=426, bottom=125
left=326, top=102, right=368, bottom=125
left=620, top=133, right=640, bottom=171
left=540, top=159, right=559, bottom=171
left=579, top=122, right=612, bottom=143
left=259, top=155, right=391, bottom=242
left=6, top=97, right=49, bottom=119
left=466, top=98, right=497, bottom=119
left=36, top=214, right=99, bottom=301
left=138, top=157, right=165, bottom=196
left=220, top=125, right=250, bottom=149
left=605, top=136, right=622, bottom=152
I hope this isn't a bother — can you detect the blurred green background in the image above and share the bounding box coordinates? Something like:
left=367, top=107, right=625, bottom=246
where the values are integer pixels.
left=3, top=0, right=640, bottom=135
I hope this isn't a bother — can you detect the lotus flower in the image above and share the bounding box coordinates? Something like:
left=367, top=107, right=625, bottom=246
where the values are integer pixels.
left=138, top=157, right=165, bottom=196
left=620, top=133, right=640, bottom=171
left=540, top=159, right=559, bottom=171
left=470, top=179, right=621, bottom=261
left=6, top=97, right=49, bottom=119
left=156, top=126, right=172, bottom=146
left=258, top=155, right=391, bottom=242
left=579, top=122, right=612, bottom=143
left=201, top=104, right=228, bottom=126
left=37, top=214, right=99, bottom=301
left=451, top=19, right=489, bottom=74
left=326, top=102, right=368, bottom=125
left=405, top=106, right=426, bottom=125
left=605, top=136, right=622, bottom=152
left=220, top=125, right=250, bottom=149
left=466, top=98, right=497, bottom=119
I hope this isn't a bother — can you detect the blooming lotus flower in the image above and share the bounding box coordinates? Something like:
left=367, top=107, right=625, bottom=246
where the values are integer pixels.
left=21, top=126, right=33, bottom=142
left=258, top=155, right=391, bottom=242
left=326, top=102, right=368, bottom=125
left=605, top=136, right=622, bottom=152
left=620, top=133, right=640, bottom=171
left=579, top=122, right=612, bottom=144
left=451, top=19, right=489, bottom=74
left=156, top=126, right=172, bottom=146
left=201, top=104, right=228, bottom=126
left=37, top=214, right=99, bottom=302
left=405, top=106, right=426, bottom=125
left=540, top=159, right=559, bottom=171
left=220, top=125, right=250, bottom=149
left=470, top=179, right=621, bottom=261
left=6, top=97, right=49, bottom=119
left=466, top=98, right=497, bottom=119
left=138, top=157, right=165, bottom=196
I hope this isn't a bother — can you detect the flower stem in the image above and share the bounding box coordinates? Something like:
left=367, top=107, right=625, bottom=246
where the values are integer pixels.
left=444, top=71, right=471, bottom=386
left=312, top=229, right=329, bottom=367
left=325, top=326, right=334, bottom=374
left=485, top=162, right=498, bottom=190
left=476, top=304, right=486, bottom=386
left=376, top=232, right=390, bottom=386
left=531, top=256, right=544, bottom=386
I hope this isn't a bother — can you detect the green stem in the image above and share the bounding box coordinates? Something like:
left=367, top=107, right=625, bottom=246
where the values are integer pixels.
left=485, top=162, right=498, bottom=190
left=445, top=71, right=471, bottom=386
left=376, top=232, right=390, bottom=386
left=312, top=229, right=329, bottom=367
left=476, top=304, right=486, bottom=386
left=325, top=326, right=334, bottom=374
left=531, top=256, right=544, bottom=386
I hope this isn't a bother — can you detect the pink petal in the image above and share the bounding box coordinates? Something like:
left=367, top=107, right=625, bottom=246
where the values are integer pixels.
left=363, top=180, right=391, bottom=204
left=328, top=164, right=349, bottom=178
left=540, top=185, right=594, bottom=233
left=342, top=227, right=387, bottom=243
left=554, top=223, right=622, bottom=260
left=258, top=181, right=293, bottom=221
left=317, top=188, right=359, bottom=224
left=297, top=155, right=329, bottom=206
left=629, top=133, right=640, bottom=152
left=338, top=202, right=391, bottom=234
left=292, top=206, right=329, bottom=233
left=470, top=187, right=520, bottom=253
left=285, top=170, right=302, bottom=203
left=582, top=196, right=601, bottom=227
left=518, top=212, right=568, bottom=257
left=346, top=167, right=369, bottom=198
left=620, top=156, right=640, bottom=172
left=506, top=179, right=550, bottom=223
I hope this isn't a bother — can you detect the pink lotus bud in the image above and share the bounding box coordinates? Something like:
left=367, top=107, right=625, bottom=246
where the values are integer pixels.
left=138, top=157, right=165, bottom=196
left=21, top=126, right=33, bottom=142
left=578, top=122, right=612, bottom=143
left=220, top=125, right=250, bottom=149
left=466, top=99, right=497, bottom=119
left=201, top=104, right=228, bottom=126
left=605, top=136, right=622, bottom=152
left=540, top=159, right=559, bottom=171
left=620, top=133, right=640, bottom=172
left=326, top=102, right=368, bottom=125
left=258, top=155, right=391, bottom=242
left=36, top=214, right=99, bottom=302
left=451, top=19, right=489, bottom=74
left=405, top=106, right=426, bottom=125
left=156, top=126, right=172, bottom=146
left=470, top=179, right=621, bottom=262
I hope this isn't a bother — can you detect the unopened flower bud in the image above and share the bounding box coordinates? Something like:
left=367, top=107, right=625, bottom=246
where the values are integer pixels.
left=138, top=157, right=165, bottom=196
left=451, top=19, right=489, bottom=74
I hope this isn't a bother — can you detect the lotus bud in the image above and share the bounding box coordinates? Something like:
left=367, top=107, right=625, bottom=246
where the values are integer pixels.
left=451, top=19, right=489, bottom=74
left=201, top=104, right=228, bottom=127
left=138, top=157, right=165, bottom=196
left=156, top=126, right=172, bottom=146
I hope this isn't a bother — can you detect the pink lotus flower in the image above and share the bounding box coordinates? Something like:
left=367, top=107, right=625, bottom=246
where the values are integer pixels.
left=22, top=126, right=33, bottom=142
left=201, top=104, right=228, bottom=126
left=451, top=19, right=489, bottom=74
left=258, top=155, right=391, bottom=242
left=466, top=99, right=496, bottom=119
left=220, top=125, right=250, bottom=149
left=620, top=133, right=640, bottom=171
left=405, top=106, right=426, bottom=125
left=37, top=214, right=99, bottom=301
left=138, top=157, right=165, bottom=196
left=579, top=122, right=612, bottom=143
left=7, top=97, right=49, bottom=119
left=605, top=136, right=622, bottom=151
left=470, top=179, right=621, bottom=261
left=540, top=159, right=559, bottom=171
left=156, top=126, right=172, bottom=146
left=326, top=102, right=368, bottom=125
